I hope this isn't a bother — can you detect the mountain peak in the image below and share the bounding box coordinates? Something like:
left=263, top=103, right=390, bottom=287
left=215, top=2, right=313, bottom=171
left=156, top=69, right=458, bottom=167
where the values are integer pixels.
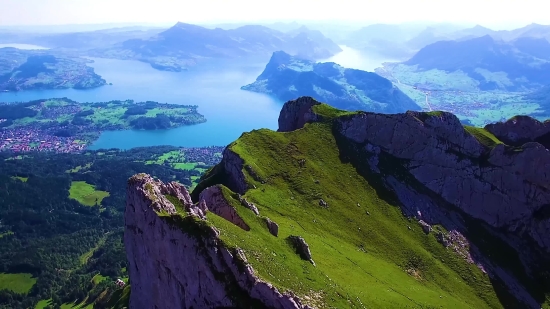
left=472, top=24, right=492, bottom=31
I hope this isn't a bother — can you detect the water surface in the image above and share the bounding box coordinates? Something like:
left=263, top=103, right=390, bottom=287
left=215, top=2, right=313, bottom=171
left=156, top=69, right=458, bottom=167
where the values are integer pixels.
left=319, top=45, right=399, bottom=71
left=0, top=47, right=394, bottom=149
left=0, top=57, right=282, bottom=148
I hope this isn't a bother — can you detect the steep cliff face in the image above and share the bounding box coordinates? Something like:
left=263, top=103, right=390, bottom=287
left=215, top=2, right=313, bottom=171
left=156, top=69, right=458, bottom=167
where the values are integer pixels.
left=332, top=111, right=550, bottom=252
left=125, top=174, right=311, bottom=309
left=125, top=97, right=550, bottom=309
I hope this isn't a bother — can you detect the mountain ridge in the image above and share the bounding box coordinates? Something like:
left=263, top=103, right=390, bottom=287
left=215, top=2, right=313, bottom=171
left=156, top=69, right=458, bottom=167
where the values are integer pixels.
left=123, top=97, right=550, bottom=308
left=90, top=22, right=342, bottom=72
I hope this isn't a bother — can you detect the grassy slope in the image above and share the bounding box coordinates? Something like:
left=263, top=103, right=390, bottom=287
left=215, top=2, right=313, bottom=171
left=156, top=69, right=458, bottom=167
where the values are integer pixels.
left=464, top=126, right=504, bottom=147
left=187, top=108, right=506, bottom=308
left=69, top=181, right=110, bottom=207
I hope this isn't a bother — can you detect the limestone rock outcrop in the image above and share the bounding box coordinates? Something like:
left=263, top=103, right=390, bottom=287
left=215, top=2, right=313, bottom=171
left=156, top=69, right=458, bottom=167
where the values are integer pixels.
left=278, top=96, right=322, bottom=132
left=288, top=236, right=314, bottom=266
left=125, top=174, right=312, bottom=309
left=484, top=115, right=550, bottom=146
left=331, top=110, right=550, bottom=252
left=265, top=217, right=279, bottom=237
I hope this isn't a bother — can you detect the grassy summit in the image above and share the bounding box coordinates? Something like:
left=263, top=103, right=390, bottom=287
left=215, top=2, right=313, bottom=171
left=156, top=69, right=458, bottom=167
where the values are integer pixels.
left=186, top=104, right=521, bottom=308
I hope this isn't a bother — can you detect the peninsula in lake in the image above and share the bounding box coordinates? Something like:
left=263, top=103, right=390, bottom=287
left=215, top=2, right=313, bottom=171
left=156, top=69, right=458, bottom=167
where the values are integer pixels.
left=0, top=98, right=206, bottom=153
left=88, top=22, right=342, bottom=72
left=242, top=51, right=420, bottom=113
left=0, top=48, right=107, bottom=91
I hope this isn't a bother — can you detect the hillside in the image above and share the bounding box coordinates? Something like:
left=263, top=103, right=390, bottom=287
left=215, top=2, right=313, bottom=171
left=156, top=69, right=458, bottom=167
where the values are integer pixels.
left=90, top=22, right=342, bottom=72
left=123, top=97, right=550, bottom=308
left=242, top=51, right=420, bottom=113
left=0, top=48, right=106, bottom=91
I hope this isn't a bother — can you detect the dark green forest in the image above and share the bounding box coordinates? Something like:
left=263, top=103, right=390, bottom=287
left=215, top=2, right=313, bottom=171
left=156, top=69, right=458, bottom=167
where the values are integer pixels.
left=0, top=146, right=223, bottom=309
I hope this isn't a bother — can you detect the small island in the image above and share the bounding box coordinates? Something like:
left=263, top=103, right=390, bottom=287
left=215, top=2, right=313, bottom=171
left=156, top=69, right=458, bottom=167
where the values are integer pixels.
left=0, top=98, right=206, bottom=153
left=0, top=48, right=106, bottom=91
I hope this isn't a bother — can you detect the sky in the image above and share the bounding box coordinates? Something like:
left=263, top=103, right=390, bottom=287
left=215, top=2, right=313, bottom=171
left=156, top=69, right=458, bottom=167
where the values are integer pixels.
left=1, top=0, right=548, bottom=29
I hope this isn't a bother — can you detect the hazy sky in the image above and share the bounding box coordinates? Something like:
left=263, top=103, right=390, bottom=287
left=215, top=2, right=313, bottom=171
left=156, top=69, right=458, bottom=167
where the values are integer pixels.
left=1, top=0, right=548, bottom=29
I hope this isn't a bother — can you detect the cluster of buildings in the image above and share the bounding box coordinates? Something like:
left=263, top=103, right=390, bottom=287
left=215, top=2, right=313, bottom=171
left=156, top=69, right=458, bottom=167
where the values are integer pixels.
left=0, top=128, right=87, bottom=153
left=183, top=146, right=224, bottom=165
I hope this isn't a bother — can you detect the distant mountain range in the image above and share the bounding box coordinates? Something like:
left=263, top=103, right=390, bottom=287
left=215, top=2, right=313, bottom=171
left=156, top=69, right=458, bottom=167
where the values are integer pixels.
left=343, top=22, right=550, bottom=60
left=0, top=48, right=106, bottom=91
left=241, top=51, right=420, bottom=113
left=0, top=28, right=163, bottom=50
left=341, top=22, right=467, bottom=58
left=88, top=22, right=342, bottom=71
left=405, top=35, right=550, bottom=90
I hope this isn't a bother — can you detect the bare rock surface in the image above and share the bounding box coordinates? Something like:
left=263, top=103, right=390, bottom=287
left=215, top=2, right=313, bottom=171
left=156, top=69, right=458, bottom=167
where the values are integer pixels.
left=288, top=235, right=315, bottom=266
left=485, top=115, right=550, bottom=146
left=265, top=217, right=279, bottom=237
left=332, top=110, right=550, bottom=253
left=278, top=96, right=322, bottom=132
left=199, top=185, right=250, bottom=231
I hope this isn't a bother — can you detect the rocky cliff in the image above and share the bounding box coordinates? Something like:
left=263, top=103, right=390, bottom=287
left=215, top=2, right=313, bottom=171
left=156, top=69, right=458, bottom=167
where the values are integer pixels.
left=125, top=174, right=312, bottom=309
left=125, top=96, right=550, bottom=309
left=278, top=97, right=550, bottom=253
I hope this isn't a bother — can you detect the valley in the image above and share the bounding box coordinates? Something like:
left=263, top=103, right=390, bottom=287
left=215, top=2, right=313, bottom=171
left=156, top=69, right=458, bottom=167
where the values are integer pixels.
left=377, top=63, right=544, bottom=126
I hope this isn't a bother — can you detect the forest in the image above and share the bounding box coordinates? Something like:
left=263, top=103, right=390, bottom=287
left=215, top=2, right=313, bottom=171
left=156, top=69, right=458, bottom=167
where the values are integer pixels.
left=0, top=145, right=223, bottom=309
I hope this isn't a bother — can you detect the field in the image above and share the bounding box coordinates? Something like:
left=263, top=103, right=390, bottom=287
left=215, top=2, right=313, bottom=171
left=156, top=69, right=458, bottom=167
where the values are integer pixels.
left=376, top=63, right=547, bottom=126
left=92, top=274, right=108, bottom=285
left=0, top=273, right=37, bottom=294
left=36, top=298, right=95, bottom=309
left=144, top=149, right=213, bottom=188
left=69, top=181, right=110, bottom=207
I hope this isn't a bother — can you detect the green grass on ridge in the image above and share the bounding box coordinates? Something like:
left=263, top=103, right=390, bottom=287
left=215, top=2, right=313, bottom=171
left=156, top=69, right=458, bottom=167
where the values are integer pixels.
left=69, top=181, right=110, bottom=206
left=189, top=120, right=505, bottom=308
left=464, top=126, right=504, bottom=148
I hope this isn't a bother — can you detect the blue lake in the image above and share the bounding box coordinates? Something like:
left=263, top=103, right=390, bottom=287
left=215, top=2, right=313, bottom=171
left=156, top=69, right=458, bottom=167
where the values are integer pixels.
left=0, top=56, right=283, bottom=149
left=0, top=46, right=393, bottom=149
